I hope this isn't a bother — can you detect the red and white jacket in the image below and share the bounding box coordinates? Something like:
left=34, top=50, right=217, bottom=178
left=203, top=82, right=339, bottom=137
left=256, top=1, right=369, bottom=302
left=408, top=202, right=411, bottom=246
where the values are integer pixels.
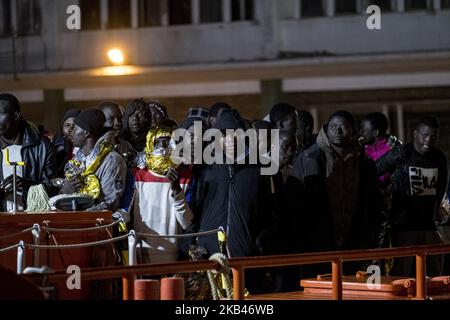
left=132, top=166, right=193, bottom=264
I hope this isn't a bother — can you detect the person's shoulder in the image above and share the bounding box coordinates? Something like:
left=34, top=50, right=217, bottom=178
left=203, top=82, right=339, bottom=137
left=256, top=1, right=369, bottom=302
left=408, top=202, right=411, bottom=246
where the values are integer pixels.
left=293, top=144, right=320, bottom=164
left=388, top=135, right=402, bottom=148
left=36, top=133, right=54, bottom=151
left=299, top=144, right=324, bottom=167
left=383, top=141, right=406, bottom=160
left=51, top=134, right=64, bottom=146
left=106, top=149, right=127, bottom=167
left=22, top=121, right=46, bottom=144
left=402, top=142, right=415, bottom=153
left=290, top=144, right=322, bottom=178
left=432, top=148, right=448, bottom=164
left=197, top=164, right=219, bottom=181
left=118, top=138, right=134, bottom=153
left=303, top=143, right=321, bottom=159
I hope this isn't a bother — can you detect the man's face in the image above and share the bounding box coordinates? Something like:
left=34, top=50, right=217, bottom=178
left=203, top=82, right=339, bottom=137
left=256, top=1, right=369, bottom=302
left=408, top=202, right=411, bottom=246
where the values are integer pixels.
left=153, top=136, right=172, bottom=157
left=0, top=102, right=17, bottom=136
left=150, top=108, right=165, bottom=127
left=71, top=124, right=88, bottom=148
left=224, top=134, right=235, bottom=158
left=129, top=107, right=148, bottom=134
left=414, top=125, right=439, bottom=155
left=359, top=120, right=377, bottom=145
left=277, top=113, right=297, bottom=133
left=326, top=116, right=353, bottom=148
left=209, top=108, right=228, bottom=129
left=220, top=132, right=240, bottom=160
left=279, top=133, right=297, bottom=166
left=102, top=106, right=123, bottom=138
left=62, top=117, right=76, bottom=141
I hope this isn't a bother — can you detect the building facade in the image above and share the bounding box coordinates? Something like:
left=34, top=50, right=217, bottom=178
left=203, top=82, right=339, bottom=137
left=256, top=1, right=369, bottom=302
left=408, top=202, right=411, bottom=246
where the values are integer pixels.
left=0, top=0, right=449, bottom=156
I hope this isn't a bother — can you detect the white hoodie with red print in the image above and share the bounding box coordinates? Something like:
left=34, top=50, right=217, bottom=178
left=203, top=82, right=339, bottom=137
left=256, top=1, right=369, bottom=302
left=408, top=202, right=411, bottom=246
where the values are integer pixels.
left=132, top=166, right=193, bottom=264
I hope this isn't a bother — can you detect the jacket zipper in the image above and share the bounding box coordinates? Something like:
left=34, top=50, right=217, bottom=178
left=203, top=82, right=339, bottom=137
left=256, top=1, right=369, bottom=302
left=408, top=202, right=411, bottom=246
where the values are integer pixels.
left=226, top=165, right=234, bottom=240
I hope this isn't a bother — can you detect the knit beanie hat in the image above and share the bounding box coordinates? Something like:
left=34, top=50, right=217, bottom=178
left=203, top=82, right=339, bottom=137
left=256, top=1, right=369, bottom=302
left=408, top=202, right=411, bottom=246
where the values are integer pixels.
left=62, top=108, right=81, bottom=123
left=269, top=103, right=295, bottom=125
left=74, top=109, right=106, bottom=137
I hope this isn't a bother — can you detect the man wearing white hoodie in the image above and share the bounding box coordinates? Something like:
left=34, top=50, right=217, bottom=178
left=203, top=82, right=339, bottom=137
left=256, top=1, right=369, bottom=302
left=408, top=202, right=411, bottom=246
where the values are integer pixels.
left=131, top=126, right=193, bottom=264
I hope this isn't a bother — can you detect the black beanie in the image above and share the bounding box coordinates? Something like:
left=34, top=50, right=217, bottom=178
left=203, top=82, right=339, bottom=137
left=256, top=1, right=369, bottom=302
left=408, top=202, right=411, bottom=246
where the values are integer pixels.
left=0, top=93, right=21, bottom=113
left=210, top=102, right=231, bottom=117
left=214, top=109, right=245, bottom=130
left=62, top=108, right=80, bottom=123
left=74, top=109, right=106, bottom=137
left=269, top=103, right=295, bottom=125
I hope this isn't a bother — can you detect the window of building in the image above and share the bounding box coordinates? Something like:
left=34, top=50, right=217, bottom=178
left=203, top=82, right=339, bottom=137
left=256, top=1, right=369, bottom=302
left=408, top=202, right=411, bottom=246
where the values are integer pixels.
left=442, top=0, right=450, bottom=9
left=405, top=0, right=428, bottom=10
left=0, top=0, right=12, bottom=36
left=108, top=0, right=131, bottom=29
left=139, top=0, right=161, bottom=27
left=200, top=0, right=222, bottom=23
left=80, top=0, right=101, bottom=30
left=16, top=0, right=41, bottom=36
left=169, top=0, right=191, bottom=25
left=231, top=0, right=253, bottom=21
left=301, top=0, right=324, bottom=17
left=362, top=0, right=392, bottom=11
left=335, top=0, right=357, bottom=14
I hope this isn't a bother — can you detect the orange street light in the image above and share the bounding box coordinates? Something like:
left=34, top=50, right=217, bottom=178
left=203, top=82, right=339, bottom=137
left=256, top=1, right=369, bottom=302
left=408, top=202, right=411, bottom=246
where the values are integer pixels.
left=107, top=48, right=125, bottom=65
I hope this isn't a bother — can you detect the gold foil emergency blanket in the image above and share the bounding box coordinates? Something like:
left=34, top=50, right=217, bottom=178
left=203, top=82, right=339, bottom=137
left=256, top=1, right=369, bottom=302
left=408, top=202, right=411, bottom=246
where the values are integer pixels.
left=145, top=127, right=177, bottom=175
left=65, top=141, right=113, bottom=199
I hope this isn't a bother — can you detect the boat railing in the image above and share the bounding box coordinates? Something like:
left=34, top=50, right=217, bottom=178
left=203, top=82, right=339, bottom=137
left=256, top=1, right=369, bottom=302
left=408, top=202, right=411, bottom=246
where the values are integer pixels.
left=20, top=243, right=450, bottom=300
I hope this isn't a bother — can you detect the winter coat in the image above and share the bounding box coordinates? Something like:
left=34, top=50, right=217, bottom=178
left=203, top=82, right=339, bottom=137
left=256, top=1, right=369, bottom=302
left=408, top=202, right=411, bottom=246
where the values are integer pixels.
left=287, top=127, right=383, bottom=253
left=0, top=122, right=56, bottom=210
left=194, top=164, right=272, bottom=257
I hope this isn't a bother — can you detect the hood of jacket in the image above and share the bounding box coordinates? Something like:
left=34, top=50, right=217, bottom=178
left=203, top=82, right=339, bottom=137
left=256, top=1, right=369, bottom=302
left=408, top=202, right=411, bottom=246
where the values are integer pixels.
left=316, top=125, right=362, bottom=177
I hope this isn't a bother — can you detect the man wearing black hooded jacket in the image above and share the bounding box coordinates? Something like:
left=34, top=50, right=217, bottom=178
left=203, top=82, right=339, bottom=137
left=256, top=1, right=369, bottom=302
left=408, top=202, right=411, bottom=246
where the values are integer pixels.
left=287, top=110, right=383, bottom=276
left=194, top=109, right=272, bottom=259
left=192, top=109, right=272, bottom=293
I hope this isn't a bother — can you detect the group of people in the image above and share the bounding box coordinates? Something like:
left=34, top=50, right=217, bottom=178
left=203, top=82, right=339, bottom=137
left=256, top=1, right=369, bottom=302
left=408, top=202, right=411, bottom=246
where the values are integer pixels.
left=0, top=92, right=449, bottom=294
